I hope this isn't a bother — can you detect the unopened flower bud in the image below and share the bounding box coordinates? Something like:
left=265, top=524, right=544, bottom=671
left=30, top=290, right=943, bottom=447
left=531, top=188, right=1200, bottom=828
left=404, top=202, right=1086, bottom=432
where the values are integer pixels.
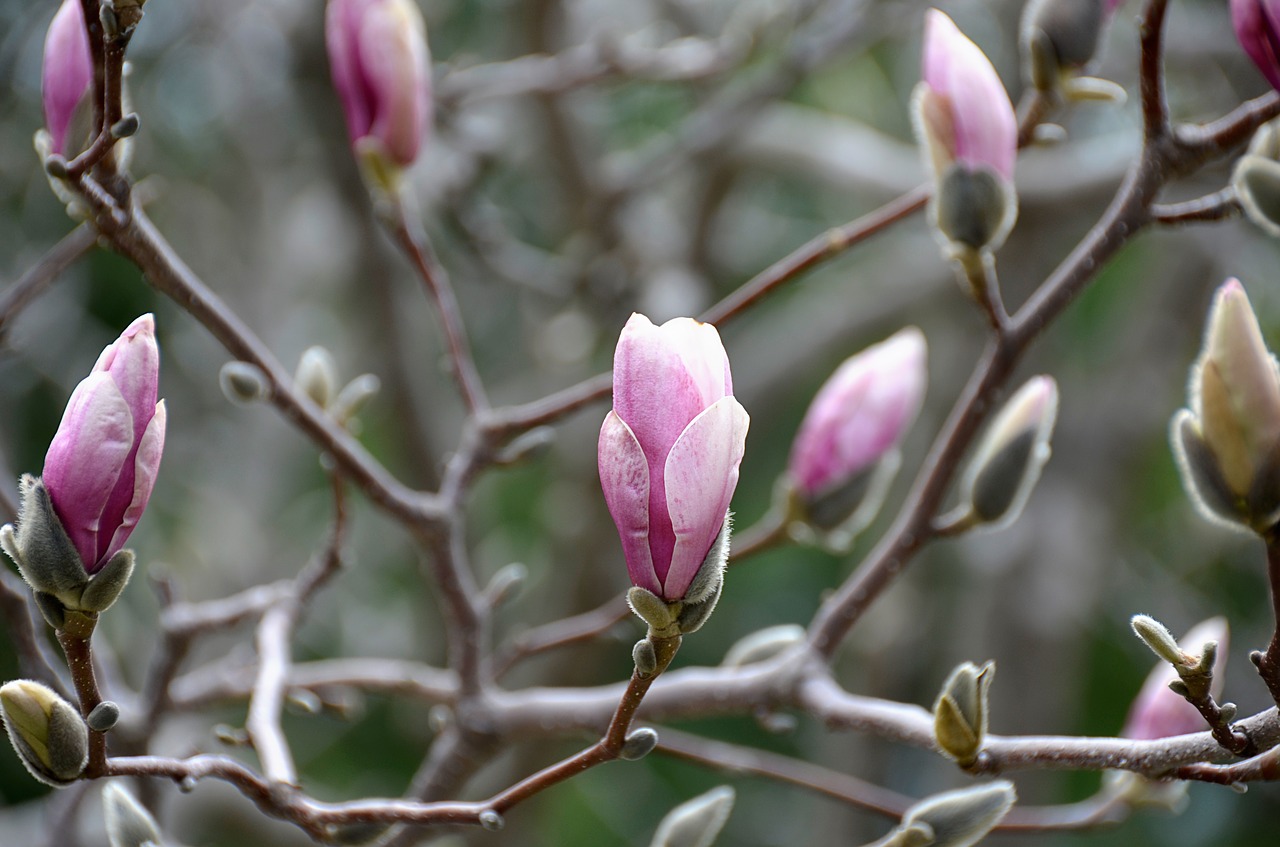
left=1129, top=615, right=1187, bottom=667
left=1124, top=617, right=1229, bottom=740
left=649, top=786, right=735, bottom=847
left=600, top=314, right=748, bottom=616
left=933, top=661, right=994, bottom=766
left=899, top=781, right=1017, bottom=847
left=0, top=680, right=88, bottom=787
left=295, top=346, right=339, bottom=410
left=42, top=0, right=93, bottom=157
left=2, top=316, right=164, bottom=626
left=913, top=10, right=1017, bottom=255
left=1020, top=0, right=1125, bottom=97
left=104, top=782, right=163, bottom=847
left=1172, top=279, right=1280, bottom=532
left=960, top=376, right=1058, bottom=529
left=621, top=727, right=659, bottom=761
left=1232, top=0, right=1280, bottom=93
left=326, top=0, right=433, bottom=192
left=787, top=329, right=927, bottom=540
left=722, top=624, right=806, bottom=668
left=1233, top=153, right=1280, bottom=238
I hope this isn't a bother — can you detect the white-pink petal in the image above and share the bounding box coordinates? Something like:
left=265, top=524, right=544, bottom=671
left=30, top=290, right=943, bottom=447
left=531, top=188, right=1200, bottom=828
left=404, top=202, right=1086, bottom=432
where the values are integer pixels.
left=598, top=411, right=661, bottom=596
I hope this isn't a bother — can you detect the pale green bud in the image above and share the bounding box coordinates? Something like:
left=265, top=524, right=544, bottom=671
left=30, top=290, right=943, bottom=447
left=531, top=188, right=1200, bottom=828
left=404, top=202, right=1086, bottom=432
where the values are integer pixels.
left=722, top=624, right=806, bottom=668
left=933, top=661, right=994, bottom=766
left=295, top=346, right=338, bottom=410
left=219, top=361, right=270, bottom=405
left=103, top=782, right=163, bottom=847
left=900, top=781, right=1016, bottom=847
left=0, top=679, right=88, bottom=787
left=960, top=377, right=1058, bottom=530
left=649, top=786, right=735, bottom=847
left=1130, top=615, right=1188, bottom=667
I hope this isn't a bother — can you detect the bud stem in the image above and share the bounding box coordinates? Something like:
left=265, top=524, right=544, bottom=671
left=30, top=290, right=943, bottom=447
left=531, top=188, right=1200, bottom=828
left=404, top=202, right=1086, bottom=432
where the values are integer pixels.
left=55, top=623, right=106, bottom=777
left=955, top=249, right=1010, bottom=337
left=1253, top=530, right=1280, bottom=709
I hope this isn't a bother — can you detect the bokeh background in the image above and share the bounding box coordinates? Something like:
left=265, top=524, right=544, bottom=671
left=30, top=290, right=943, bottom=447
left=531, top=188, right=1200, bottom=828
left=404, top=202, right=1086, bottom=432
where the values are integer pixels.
left=2, top=0, right=1280, bottom=844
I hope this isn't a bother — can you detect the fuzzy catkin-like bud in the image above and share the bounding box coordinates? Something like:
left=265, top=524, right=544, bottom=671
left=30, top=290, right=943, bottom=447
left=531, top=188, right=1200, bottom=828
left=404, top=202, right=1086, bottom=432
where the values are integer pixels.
left=0, top=680, right=88, bottom=787
left=933, top=661, right=994, bottom=766
left=1125, top=618, right=1230, bottom=740
left=649, top=786, right=736, bottom=847
left=899, top=781, right=1017, bottom=847
left=960, top=377, right=1058, bottom=529
left=1172, top=279, right=1280, bottom=532
left=104, top=782, right=164, bottom=847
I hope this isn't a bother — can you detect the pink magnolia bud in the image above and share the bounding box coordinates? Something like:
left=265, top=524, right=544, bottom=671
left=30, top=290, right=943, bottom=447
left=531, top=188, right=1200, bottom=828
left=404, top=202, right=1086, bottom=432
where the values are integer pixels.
left=326, top=0, right=432, bottom=171
left=599, top=315, right=750, bottom=602
left=914, top=10, right=1018, bottom=253
left=788, top=328, right=927, bottom=503
left=1232, top=0, right=1280, bottom=92
left=1172, top=279, right=1280, bottom=531
left=1123, top=618, right=1228, bottom=740
left=42, top=315, right=166, bottom=574
left=41, top=0, right=94, bottom=156
left=918, top=10, right=1016, bottom=183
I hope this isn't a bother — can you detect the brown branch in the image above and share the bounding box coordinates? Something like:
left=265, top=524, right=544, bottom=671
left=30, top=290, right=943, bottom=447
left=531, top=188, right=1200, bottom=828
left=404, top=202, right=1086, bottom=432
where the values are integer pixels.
left=1151, top=189, right=1242, bottom=225
left=0, top=224, right=96, bottom=347
left=1253, top=531, right=1280, bottom=708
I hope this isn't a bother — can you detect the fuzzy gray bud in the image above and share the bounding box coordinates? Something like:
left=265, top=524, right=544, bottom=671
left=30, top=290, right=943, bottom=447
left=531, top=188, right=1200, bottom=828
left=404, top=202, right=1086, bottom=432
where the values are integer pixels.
left=104, top=782, right=164, bottom=847
left=621, top=727, right=659, bottom=761
left=295, top=346, right=339, bottom=410
left=219, top=361, right=270, bottom=405
left=649, top=786, right=735, bottom=847
left=0, top=680, right=88, bottom=787
left=933, top=661, right=994, bottom=767
left=900, top=781, right=1017, bottom=847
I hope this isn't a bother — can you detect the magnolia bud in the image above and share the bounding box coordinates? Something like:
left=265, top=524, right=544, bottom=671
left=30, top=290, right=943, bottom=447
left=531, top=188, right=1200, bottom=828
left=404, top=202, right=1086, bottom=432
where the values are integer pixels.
left=295, top=346, right=339, bottom=410
left=933, top=661, right=994, bottom=766
left=649, top=786, right=735, bottom=847
left=787, top=329, right=927, bottom=542
left=1172, top=279, right=1280, bottom=532
left=1130, top=615, right=1187, bottom=667
left=220, top=361, right=270, bottom=405
left=103, top=782, right=164, bottom=847
left=1020, top=0, right=1125, bottom=97
left=0, top=680, right=88, bottom=787
left=326, top=0, right=433, bottom=193
left=1233, top=154, right=1280, bottom=238
left=621, top=727, right=660, bottom=761
left=898, top=781, right=1017, bottom=847
left=721, top=624, right=806, bottom=668
left=960, top=377, right=1058, bottom=529
left=42, top=0, right=93, bottom=157
left=913, top=11, right=1017, bottom=256
left=1125, top=617, right=1229, bottom=740
left=1232, top=0, right=1280, bottom=93
left=87, top=700, right=121, bottom=732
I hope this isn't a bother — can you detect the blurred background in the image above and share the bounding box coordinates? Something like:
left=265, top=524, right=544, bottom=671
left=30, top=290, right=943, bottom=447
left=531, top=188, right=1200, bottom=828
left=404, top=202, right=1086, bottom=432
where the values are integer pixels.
left=2, top=0, right=1280, bottom=844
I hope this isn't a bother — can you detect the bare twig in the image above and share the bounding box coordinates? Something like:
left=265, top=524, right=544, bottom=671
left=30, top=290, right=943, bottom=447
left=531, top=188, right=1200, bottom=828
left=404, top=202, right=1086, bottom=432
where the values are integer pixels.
left=0, top=224, right=96, bottom=347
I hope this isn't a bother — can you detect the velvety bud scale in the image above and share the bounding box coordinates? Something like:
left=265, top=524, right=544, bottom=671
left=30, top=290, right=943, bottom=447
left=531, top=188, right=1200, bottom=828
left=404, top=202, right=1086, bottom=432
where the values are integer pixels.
left=599, top=315, right=749, bottom=602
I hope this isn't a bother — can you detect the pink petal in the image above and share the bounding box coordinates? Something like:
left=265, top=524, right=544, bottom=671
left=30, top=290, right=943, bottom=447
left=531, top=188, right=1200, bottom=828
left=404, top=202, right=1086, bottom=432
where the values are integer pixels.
left=102, top=400, right=166, bottom=564
left=42, top=374, right=133, bottom=571
left=358, top=0, right=432, bottom=167
left=598, top=411, right=660, bottom=596
left=41, top=0, right=93, bottom=156
left=1233, top=0, right=1280, bottom=92
left=327, top=0, right=379, bottom=143
left=662, top=396, right=750, bottom=600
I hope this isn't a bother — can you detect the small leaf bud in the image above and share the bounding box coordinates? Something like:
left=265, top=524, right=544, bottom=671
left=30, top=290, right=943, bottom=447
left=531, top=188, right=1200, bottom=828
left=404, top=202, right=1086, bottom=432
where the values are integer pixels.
left=482, top=562, right=527, bottom=608
left=103, top=782, right=164, bottom=847
left=331, top=374, right=381, bottom=425
left=87, top=701, right=121, bottom=732
left=110, top=114, right=140, bottom=140
left=633, top=638, right=658, bottom=678
left=620, top=727, right=659, bottom=761
left=295, top=346, right=339, bottom=410
left=900, top=781, right=1017, bottom=847
left=649, top=785, right=735, bottom=847
left=220, top=361, right=270, bottom=405
left=933, top=661, right=994, bottom=767
left=478, top=809, right=504, bottom=831
left=1130, top=615, right=1188, bottom=667
left=0, top=679, right=88, bottom=787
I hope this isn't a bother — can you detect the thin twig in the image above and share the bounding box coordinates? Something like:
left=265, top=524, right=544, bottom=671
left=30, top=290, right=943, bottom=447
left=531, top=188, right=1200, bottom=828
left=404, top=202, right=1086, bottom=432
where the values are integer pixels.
left=1151, top=189, right=1242, bottom=225
left=0, top=224, right=96, bottom=347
